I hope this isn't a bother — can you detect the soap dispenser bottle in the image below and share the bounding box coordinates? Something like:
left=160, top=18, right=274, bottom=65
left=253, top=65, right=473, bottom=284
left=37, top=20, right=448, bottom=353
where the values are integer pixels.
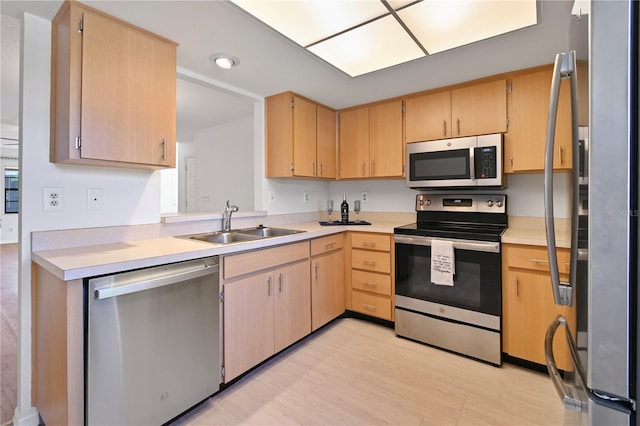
left=341, top=194, right=349, bottom=223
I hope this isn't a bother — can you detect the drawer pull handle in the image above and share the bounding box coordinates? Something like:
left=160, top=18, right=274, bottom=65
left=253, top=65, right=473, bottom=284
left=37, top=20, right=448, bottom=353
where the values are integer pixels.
left=530, top=258, right=550, bottom=264
left=315, top=263, right=319, bottom=279
left=363, top=281, right=378, bottom=287
left=363, top=303, right=377, bottom=310
left=279, top=273, right=283, bottom=293
left=362, top=241, right=377, bottom=246
left=267, top=276, right=272, bottom=296
left=325, top=242, right=336, bottom=249
left=363, top=260, right=377, bottom=265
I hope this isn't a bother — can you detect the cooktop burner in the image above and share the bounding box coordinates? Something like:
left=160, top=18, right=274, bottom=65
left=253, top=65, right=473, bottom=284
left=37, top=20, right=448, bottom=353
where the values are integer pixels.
left=394, top=194, right=507, bottom=242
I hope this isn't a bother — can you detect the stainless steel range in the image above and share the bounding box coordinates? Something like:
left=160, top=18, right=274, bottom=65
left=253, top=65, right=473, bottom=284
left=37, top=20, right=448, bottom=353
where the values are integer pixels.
left=394, top=193, right=507, bottom=365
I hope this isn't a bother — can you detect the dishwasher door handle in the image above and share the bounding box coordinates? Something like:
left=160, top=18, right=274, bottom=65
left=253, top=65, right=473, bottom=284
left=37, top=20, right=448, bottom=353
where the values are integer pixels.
left=95, top=264, right=218, bottom=300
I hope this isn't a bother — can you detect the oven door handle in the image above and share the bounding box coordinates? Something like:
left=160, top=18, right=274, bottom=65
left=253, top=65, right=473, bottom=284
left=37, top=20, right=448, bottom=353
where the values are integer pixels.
left=394, top=235, right=500, bottom=253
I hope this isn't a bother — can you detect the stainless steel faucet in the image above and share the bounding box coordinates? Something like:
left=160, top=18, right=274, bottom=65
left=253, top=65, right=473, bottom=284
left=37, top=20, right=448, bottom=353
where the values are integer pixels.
left=222, top=200, right=239, bottom=232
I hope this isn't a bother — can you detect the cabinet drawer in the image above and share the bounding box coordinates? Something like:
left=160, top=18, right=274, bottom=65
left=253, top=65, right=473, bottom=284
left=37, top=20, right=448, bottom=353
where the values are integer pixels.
left=351, top=233, right=390, bottom=252
left=224, top=242, right=310, bottom=279
left=311, top=234, right=344, bottom=257
left=506, top=244, right=570, bottom=274
left=351, top=291, right=392, bottom=320
left=352, top=270, right=391, bottom=296
left=351, top=249, right=390, bottom=274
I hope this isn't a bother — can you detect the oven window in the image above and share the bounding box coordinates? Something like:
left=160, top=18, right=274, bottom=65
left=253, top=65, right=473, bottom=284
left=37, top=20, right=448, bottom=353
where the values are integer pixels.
left=409, top=149, right=470, bottom=181
left=395, top=242, right=501, bottom=316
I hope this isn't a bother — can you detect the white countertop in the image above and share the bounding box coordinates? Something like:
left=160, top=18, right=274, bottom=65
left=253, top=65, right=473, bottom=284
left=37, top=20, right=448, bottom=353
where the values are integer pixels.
left=32, top=221, right=403, bottom=281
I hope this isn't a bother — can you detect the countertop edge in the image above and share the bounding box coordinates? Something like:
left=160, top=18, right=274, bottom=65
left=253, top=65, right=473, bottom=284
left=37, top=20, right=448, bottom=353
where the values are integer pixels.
left=32, top=222, right=399, bottom=281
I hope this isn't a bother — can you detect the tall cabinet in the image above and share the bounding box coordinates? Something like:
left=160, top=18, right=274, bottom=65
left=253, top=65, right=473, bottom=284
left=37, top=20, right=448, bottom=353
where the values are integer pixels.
left=51, top=1, right=177, bottom=169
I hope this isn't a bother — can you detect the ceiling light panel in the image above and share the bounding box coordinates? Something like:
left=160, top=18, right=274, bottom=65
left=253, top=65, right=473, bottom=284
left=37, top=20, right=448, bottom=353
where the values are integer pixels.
left=398, top=0, right=538, bottom=54
left=230, top=0, right=389, bottom=46
left=308, top=14, right=425, bottom=77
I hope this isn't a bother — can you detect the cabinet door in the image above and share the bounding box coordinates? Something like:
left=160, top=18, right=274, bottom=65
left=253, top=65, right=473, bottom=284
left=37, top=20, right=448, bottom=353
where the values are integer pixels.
left=293, top=95, right=317, bottom=177
left=265, top=92, right=294, bottom=177
left=507, top=69, right=572, bottom=172
left=223, top=271, right=275, bottom=382
left=505, top=270, right=576, bottom=371
left=311, top=250, right=345, bottom=330
left=316, top=105, right=337, bottom=179
left=405, top=91, right=452, bottom=142
left=80, top=10, right=176, bottom=167
left=339, top=107, right=370, bottom=178
left=369, top=100, right=403, bottom=177
left=274, top=260, right=311, bottom=352
left=451, top=79, right=507, bottom=138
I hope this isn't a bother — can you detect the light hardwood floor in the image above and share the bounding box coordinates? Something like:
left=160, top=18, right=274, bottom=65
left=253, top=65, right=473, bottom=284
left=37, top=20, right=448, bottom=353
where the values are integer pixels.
left=0, top=243, right=17, bottom=425
left=174, top=318, right=578, bottom=426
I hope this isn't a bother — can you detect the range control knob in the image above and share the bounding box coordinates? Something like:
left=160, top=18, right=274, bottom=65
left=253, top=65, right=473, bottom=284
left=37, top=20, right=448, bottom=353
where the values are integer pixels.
left=487, top=200, right=494, bottom=207
left=426, top=199, right=432, bottom=206
left=496, top=199, right=504, bottom=208
left=419, top=199, right=424, bottom=206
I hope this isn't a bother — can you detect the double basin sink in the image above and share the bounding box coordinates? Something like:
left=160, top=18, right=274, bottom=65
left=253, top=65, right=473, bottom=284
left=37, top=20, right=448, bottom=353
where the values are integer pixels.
left=178, top=225, right=305, bottom=245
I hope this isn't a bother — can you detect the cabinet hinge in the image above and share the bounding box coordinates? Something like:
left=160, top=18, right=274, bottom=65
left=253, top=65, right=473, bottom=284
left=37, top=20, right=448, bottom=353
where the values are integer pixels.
left=219, top=291, right=224, bottom=303
left=291, top=163, right=295, bottom=171
left=506, top=118, right=510, bottom=128
left=290, top=100, right=294, bottom=108
left=78, top=18, right=83, bottom=34
left=75, top=136, right=82, bottom=149
left=506, top=83, right=512, bottom=93
left=402, top=104, right=406, bottom=112
left=221, top=365, right=225, bottom=378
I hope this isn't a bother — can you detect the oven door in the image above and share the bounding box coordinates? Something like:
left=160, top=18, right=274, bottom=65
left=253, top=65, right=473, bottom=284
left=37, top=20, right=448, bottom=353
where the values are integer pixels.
left=394, top=235, right=501, bottom=317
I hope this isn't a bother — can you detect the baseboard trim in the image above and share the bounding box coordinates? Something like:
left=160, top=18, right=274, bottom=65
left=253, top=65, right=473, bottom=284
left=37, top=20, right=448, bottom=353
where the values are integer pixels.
left=12, top=406, right=39, bottom=426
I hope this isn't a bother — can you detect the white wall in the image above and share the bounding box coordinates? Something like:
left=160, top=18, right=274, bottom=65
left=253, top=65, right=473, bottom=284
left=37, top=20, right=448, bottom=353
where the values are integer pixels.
left=179, top=116, right=255, bottom=213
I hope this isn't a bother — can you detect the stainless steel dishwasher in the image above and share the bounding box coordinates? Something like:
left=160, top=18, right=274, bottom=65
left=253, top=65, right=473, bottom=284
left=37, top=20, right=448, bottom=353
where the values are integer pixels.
left=87, top=256, right=219, bottom=426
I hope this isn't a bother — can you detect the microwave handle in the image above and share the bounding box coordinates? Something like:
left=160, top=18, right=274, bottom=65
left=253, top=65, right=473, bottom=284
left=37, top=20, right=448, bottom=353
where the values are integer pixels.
left=469, top=147, right=476, bottom=180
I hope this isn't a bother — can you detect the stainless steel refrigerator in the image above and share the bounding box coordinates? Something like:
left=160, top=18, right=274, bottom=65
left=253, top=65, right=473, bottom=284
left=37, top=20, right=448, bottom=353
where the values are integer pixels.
left=544, top=1, right=638, bottom=425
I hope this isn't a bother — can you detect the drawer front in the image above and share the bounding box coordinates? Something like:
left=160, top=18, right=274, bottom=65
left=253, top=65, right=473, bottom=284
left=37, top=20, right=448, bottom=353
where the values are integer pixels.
left=351, top=233, right=390, bottom=252
left=352, top=270, right=391, bottom=296
left=351, top=291, right=392, bottom=320
left=351, top=249, right=391, bottom=274
left=224, top=241, right=310, bottom=279
left=506, top=244, right=570, bottom=274
left=310, top=233, right=344, bottom=257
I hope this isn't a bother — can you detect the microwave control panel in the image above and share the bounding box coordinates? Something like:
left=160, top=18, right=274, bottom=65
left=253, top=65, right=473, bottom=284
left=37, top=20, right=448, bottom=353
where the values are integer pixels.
left=474, top=146, right=497, bottom=179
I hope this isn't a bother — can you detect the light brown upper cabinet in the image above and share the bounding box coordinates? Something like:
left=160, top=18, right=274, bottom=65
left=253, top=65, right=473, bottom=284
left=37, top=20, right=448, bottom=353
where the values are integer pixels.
left=265, top=92, right=337, bottom=179
left=505, top=64, right=588, bottom=173
left=405, top=91, right=452, bottom=142
left=405, top=80, right=507, bottom=143
left=339, top=100, right=403, bottom=179
left=451, top=79, right=508, bottom=138
left=50, top=1, right=177, bottom=170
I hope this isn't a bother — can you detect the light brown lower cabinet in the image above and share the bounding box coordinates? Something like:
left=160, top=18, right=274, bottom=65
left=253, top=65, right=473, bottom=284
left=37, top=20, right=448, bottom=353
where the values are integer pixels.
left=502, top=244, right=576, bottom=371
left=311, top=234, right=345, bottom=330
left=222, top=242, right=311, bottom=382
left=348, top=232, right=395, bottom=321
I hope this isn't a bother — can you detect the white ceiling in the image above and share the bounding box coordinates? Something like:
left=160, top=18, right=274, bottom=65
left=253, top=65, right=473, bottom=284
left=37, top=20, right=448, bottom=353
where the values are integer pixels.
left=0, top=0, right=579, bottom=143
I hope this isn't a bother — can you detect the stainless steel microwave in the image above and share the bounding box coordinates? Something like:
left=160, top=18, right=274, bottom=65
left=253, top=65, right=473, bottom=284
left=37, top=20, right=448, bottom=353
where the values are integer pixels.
left=406, top=134, right=504, bottom=189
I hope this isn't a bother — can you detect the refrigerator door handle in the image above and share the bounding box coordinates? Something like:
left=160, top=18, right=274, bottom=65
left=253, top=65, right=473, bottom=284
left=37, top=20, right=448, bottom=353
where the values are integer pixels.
left=544, top=314, right=588, bottom=412
left=544, top=51, right=579, bottom=307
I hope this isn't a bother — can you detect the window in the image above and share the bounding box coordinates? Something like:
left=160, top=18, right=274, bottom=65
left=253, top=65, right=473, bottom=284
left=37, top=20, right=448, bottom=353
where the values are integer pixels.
left=4, top=167, right=18, bottom=214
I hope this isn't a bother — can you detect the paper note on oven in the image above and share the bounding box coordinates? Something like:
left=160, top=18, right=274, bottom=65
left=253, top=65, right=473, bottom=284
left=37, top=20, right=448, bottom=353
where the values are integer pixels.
left=431, top=239, right=455, bottom=286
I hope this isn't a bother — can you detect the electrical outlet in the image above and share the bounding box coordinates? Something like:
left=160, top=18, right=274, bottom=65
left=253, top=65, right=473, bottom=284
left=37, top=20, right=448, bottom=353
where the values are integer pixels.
left=303, top=191, right=309, bottom=204
left=361, top=191, right=369, bottom=203
left=43, top=187, right=64, bottom=212
left=87, top=188, right=104, bottom=210
left=268, top=191, right=276, bottom=204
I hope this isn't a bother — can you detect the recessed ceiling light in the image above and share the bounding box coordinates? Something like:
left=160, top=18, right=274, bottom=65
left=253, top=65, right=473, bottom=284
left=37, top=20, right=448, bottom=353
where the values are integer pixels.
left=209, top=54, right=240, bottom=70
